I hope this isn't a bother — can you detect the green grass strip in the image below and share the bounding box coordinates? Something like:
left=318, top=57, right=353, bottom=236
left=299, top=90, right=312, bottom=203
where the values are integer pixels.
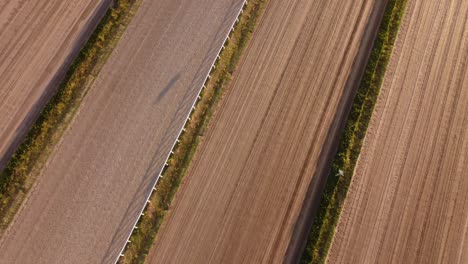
left=118, top=1, right=267, bottom=263
left=300, top=0, right=408, bottom=263
left=0, top=0, right=142, bottom=234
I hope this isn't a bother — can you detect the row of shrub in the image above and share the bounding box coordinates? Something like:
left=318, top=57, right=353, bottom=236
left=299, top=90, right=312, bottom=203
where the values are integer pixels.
left=300, top=0, right=408, bottom=263
left=0, top=0, right=141, bottom=232
left=118, top=1, right=267, bottom=263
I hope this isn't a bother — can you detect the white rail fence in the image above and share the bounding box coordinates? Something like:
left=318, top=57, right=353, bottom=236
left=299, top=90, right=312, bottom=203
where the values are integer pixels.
left=114, top=1, right=248, bottom=262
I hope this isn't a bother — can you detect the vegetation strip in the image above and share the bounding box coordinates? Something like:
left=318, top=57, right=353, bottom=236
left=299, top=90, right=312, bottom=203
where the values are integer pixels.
left=117, top=1, right=267, bottom=263
left=300, top=0, right=408, bottom=263
left=0, top=0, right=142, bottom=235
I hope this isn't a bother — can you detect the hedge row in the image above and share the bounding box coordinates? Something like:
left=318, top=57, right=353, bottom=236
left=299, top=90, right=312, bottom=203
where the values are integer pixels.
left=300, top=0, right=408, bottom=263
left=0, top=0, right=141, bottom=233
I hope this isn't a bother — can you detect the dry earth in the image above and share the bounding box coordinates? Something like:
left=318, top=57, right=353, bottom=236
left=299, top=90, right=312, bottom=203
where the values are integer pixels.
left=328, top=0, right=468, bottom=263
left=146, top=0, right=388, bottom=263
left=0, top=0, right=110, bottom=169
left=0, top=0, right=245, bottom=263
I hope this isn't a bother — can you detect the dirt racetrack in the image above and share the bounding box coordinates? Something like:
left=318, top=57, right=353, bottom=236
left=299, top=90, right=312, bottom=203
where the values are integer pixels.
left=328, top=0, right=468, bottom=263
left=0, top=0, right=245, bottom=263
left=0, top=0, right=110, bottom=170
left=146, top=0, right=388, bottom=263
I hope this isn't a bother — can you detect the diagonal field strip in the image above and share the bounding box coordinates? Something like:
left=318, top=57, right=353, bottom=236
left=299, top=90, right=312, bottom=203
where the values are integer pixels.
left=113, top=1, right=249, bottom=262
left=300, top=0, right=408, bottom=262
left=146, top=0, right=389, bottom=262
left=0, top=0, right=142, bottom=236
left=0, top=0, right=111, bottom=170
left=0, top=0, right=247, bottom=263
left=328, top=0, right=468, bottom=262
left=117, top=1, right=269, bottom=262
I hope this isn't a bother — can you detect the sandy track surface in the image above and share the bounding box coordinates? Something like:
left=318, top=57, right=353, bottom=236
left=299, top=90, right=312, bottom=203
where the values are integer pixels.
left=0, top=0, right=110, bottom=169
left=328, top=0, right=468, bottom=263
left=0, top=0, right=245, bottom=263
left=146, top=0, right=387, bottom=263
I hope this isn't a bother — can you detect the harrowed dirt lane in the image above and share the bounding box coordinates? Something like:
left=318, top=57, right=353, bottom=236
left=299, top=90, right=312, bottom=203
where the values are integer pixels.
left=147, top=0, right=388, bottom=263
left=0, top=0, right=245, bottom=263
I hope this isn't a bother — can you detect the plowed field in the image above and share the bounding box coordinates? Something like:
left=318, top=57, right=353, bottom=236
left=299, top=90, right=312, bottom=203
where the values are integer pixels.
left=0, top=0, right=245, bottom=263
left=329, top=0, right=468, bottom=263
left=147, top=0, right=388, bottom=262
left=0, top=0, right=109, bottom=169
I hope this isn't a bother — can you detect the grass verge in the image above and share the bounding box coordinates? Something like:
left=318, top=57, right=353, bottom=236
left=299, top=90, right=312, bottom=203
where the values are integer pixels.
left=0, top=0, right=142, bottom=235
left=300, top=0, right=407, bottom=263
left=118, top=1, right=267, bottom=263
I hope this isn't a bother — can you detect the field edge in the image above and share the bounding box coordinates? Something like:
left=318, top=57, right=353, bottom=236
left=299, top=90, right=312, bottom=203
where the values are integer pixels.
left=117, top=1, right=268, bottom=263
left=299, top=0, right=408, bottom=263
left=0, top=0, right=143, bottom=236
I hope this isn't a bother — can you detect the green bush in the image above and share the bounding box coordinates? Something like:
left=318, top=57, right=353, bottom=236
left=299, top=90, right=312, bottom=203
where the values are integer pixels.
left=300, top=1, right=408, bottom=263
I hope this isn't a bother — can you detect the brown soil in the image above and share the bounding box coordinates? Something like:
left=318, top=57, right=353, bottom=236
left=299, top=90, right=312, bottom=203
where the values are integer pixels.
left=328, top=0, right=468, bottom=263
left=0, top=0, right=245, bottom=263
left=146, top=0, right=387, bottom=263
left=0, top=0, right=111, bottom=169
